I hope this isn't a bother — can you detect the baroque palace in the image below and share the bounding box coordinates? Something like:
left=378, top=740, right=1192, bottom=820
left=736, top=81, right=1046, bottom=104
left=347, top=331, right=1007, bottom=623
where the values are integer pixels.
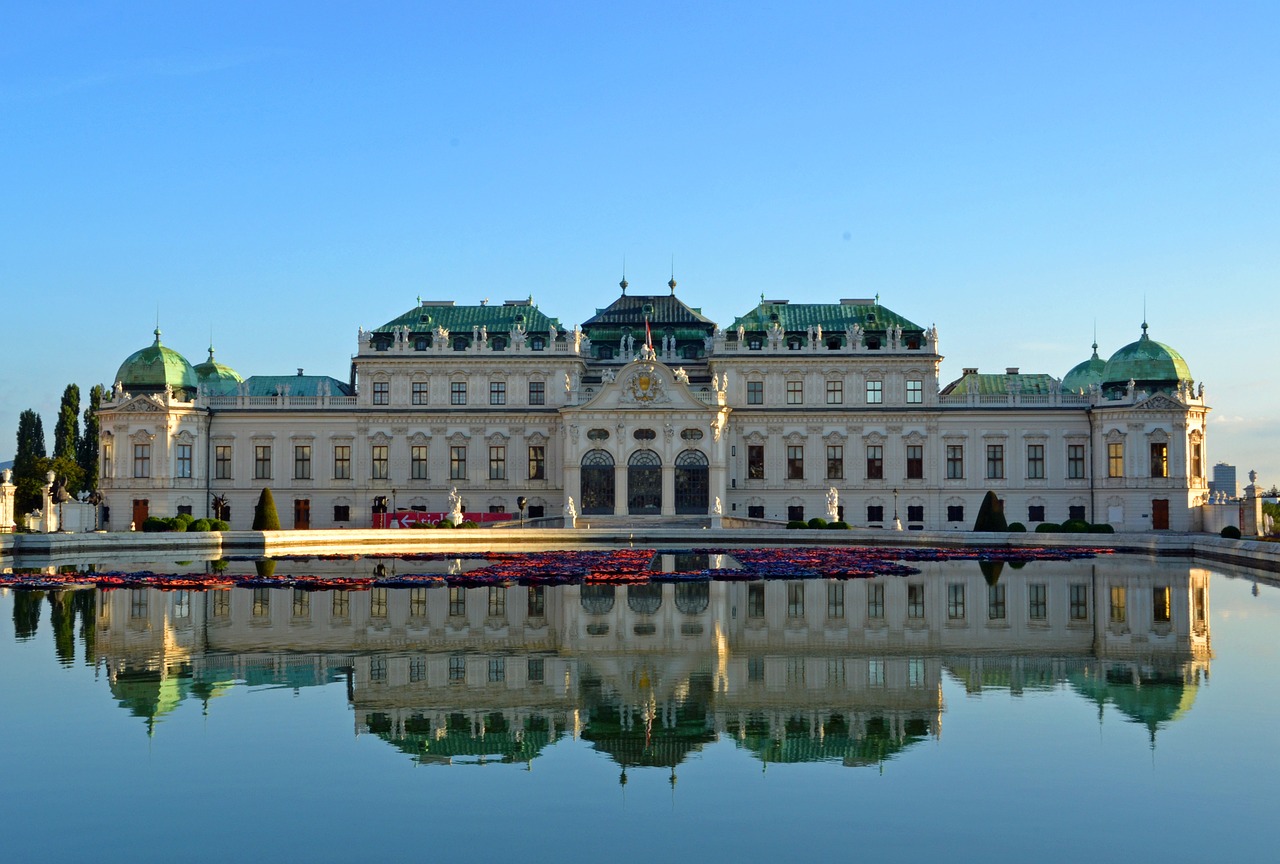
left=96, top=279, right=1210, bottom=531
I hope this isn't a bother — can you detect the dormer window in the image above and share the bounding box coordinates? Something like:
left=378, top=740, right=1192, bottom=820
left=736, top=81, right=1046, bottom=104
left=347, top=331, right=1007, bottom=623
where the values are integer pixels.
left=866, top=336, right=881, bottom=350
left=531, top=336, right=545, bottom=351
left=414, top=337, right=428, bottom=351
left=598, top=345, right=614, bottom=360
left=787, top=337, right=802, bottom=350
left=492, top=337, right=506, bottom=352
left=826, top=337, right=841, bottom=350
left=453, top=336, right=469, bottom=351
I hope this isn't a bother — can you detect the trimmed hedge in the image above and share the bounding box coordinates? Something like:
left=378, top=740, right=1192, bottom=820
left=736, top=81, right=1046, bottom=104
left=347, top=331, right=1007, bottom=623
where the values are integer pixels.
left=1007, top=522, right=1027, bottom=533
left=1221, top=525, right=1242, bottom=539
left=1035, top=522, right=1062, bottom=533
left=1089, top=523, right=1115, bottom=534
left=826, top=521, right=850, bottom=530
left=973, top=491, right=1008, bottom=532
left=786, top=520, right=808, bottom=530
left=253, top=488, right=281, bottom=531
left=807, top=517, right=828, bottom=529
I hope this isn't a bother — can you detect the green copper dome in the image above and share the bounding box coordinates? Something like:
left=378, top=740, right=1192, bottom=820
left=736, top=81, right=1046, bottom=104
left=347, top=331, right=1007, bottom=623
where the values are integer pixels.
left=114, top=328, right=198, bottom=395
left=193, top=346, right=244, bottom=389
left=1062, top=342, right=1107, bottom=393
left=1100, top=323, right=1192, bottom=397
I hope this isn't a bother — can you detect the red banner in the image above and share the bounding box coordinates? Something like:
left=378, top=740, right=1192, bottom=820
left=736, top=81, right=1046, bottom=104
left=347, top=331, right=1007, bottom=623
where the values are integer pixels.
left=373, top=511, right=515, bottom=528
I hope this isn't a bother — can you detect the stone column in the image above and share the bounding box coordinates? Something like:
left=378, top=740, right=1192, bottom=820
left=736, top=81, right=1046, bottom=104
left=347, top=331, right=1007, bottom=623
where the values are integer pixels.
left=40, top=471, right=57, bottom=533
left=0, top=469, right=15, bottom=532
left=661, top=463, right=675, bottom=516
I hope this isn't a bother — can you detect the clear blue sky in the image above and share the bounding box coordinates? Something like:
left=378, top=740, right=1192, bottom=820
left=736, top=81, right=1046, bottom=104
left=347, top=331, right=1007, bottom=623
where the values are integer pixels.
left=2, top=1, right=1277, bottom=485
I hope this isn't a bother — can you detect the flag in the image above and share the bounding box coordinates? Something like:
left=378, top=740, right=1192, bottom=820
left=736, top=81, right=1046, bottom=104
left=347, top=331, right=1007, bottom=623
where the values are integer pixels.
left=645, top=317, right=652, bottom=349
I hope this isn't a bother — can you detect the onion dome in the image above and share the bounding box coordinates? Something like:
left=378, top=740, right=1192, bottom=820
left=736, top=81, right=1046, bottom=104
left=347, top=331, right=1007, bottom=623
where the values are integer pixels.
left=1100, top=323, right=1192, bottom=397
left=114, top=328, right=198, bottom=395
left=193, top=345, right=244, bottom=392
left=1062, top=342, right=1107, bottom=393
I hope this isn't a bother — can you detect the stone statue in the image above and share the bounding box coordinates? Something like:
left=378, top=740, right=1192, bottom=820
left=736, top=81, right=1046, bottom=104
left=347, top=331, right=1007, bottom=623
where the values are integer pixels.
left=564, top=496, right=578, bottom=528
left=572, top=325, right=582, bottom=351
left=564, top=372, right=572, bottom=394
left=736, top=324, right=745, bottom=342
left=51, top=477, right=73, bottom=505
left=704, top=333, right=714, bottom=352
left=547, top=323, right=557, bottom=343
left=674, top=367, right=689, bottom=384
left=1126, top=379, right=1136, bottom=398
left=815, top=324, right=823, bottom=344
left=581, top=333, right=592, bottom=353
left=826, top=487, right=839, bottom=523
left=602, top=369, right=616, bottom=383
left=713, top=497, right=723, bottom=516
left=447, top=487, right=464, bottom=526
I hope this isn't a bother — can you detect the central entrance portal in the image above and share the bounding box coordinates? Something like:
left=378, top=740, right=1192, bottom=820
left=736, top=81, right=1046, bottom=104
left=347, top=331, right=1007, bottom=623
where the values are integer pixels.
left=627, top=449, right=661, bottom=515
left=674, top=449, right=709, bottom=514
left=580, top=449, right=615, bottom=515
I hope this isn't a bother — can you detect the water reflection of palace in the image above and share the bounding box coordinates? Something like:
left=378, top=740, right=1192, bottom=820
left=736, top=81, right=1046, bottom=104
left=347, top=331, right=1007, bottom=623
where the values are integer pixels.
left=56, top=557, right=1212, bottom=768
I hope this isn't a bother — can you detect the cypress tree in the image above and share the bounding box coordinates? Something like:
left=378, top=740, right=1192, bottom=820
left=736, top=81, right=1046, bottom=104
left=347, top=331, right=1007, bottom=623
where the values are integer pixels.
left=253, top=487, right=281, bottom=531
left=973, top=490, right=1008, bottom=532
left=13, top=409, right=47, bottom=513
left=53, top=384, right=80, bottom=462
left=77, top=384, right=104, bottom=492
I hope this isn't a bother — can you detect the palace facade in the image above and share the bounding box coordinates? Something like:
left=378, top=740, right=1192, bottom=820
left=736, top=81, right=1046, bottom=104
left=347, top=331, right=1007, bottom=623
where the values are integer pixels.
left=95, top=281, right=1211, bottom=531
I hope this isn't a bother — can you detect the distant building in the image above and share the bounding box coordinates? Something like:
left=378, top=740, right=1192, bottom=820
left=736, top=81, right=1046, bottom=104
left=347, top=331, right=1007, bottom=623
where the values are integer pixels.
left=93, top=282, right=1213, bottom=531
left=1210, top=462, right=1237, bottom=499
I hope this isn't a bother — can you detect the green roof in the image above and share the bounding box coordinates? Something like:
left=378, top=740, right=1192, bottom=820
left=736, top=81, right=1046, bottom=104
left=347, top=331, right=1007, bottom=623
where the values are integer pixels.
left=193, top=346, right=244, bottom=386
left=373, top=300, right=564, bottom=336
left=202, top=374, right=352, bottom=398
left=728, top=300, right=924, bottom=334
left=1100, top=324, right=1192, bottom=394
left=1062, top=343, right=1106, bottom=393
left=581, top=290, right=716, bottom=332
left=114, top=328, right=199, bottom=394
left=941, top=371, right=1058, bottom=396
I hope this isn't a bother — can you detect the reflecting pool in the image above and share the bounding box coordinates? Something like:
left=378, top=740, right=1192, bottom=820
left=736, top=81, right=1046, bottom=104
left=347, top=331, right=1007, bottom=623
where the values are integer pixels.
left=3, top=553, right=1278, bottom=863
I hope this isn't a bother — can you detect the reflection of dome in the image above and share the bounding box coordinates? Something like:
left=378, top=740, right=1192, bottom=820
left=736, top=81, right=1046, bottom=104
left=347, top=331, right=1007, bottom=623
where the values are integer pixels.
left=193, top=345, right=243, bottom=393
left=114, top=328, right=198, bottom=395
left=109, top=663, right=192, bottom=735
left=1062, top=342, right=1107, bottom=393
left=1101, top=323, right=1192, bottom=397
left=1068, top=665, right=1199, bottom=737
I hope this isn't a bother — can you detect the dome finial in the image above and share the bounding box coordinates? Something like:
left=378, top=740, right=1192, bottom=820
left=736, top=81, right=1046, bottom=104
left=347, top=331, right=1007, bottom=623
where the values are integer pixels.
left=620, top=256, right=627, bottom=293
left=153, top=326, right=162, bottom=346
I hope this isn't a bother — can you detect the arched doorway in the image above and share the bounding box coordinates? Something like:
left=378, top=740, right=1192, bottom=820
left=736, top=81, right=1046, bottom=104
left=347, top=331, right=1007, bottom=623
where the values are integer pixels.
left=627, top=449, right=661, bottom=515
left=674, top=449, right=709, bottom=514
left=580, top=449, right=615, bottom=515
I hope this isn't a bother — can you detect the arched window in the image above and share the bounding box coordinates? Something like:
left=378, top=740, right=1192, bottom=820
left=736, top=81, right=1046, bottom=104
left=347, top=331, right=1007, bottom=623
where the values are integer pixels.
left=675, top=582, right=710, bottom=615
left=627, top=583, right=663, bottom=615
left=580, top=449, right=615, bottom=515
left=627, top=449, right=661, bottom=515
left=580, top=584, right=615, bottom=615
left=674, top=449, right=709, bottom=514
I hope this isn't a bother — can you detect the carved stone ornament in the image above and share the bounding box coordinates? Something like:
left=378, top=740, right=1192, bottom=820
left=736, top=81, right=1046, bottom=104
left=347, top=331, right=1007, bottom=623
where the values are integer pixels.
left=118, top=396, right=165, bottom=413
left=1137, top=394, right=1184, bottom=411
left=622, top=363, right=670, bottom=404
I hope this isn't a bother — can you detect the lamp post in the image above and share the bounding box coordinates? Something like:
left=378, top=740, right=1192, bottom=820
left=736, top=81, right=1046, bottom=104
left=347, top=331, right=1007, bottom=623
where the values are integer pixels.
left=517, top=496, right=528, bottom=529
left=893, top=487, right=903, bottom=531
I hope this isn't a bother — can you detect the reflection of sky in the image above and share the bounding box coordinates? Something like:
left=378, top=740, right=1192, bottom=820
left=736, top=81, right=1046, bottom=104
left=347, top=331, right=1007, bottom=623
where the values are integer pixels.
left=2, top=565, right=1279, bottom=862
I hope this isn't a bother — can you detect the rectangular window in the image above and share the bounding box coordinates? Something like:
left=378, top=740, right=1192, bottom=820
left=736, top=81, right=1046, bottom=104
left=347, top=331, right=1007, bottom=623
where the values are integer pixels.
left=450, top=446, right=467, bottom=480
left=1068, top=444, right=1086, bottom=479
left=1109, top=586, right=1127, bottom=623
left=906, top=444, right=923, bottom=479
left=291, top=589, right=310, bottom=620
left=1108, top=442, right=1124, bottom=478
left=867, top=505, right=884, bottom=523
left=489, top=445, right=506, bottom=480
left=746, top=380, right=764, bottom=405
left=946, top=445, right=964, bottom=479
left=867, top=583, right=885, bottom=619
left=528, top=657, right=544, bottom=683
left=528, top=445, right=546, bottom=480
left=488, top=658, right=505, bottom=682
left=252, top=588, right=270, bottom=618
left=133, top=443, right=151, bottom=478
left=865, top=380, right=883, bottom=404
left=449, top=587, right=466, bottom=617
left=527, top=586, right=545, bottom=617
left=215, top=445, right=232, bottom=479
left=747, top=583, right=765, bottom=618
left=450, top=381, right=467, bottom=405
left=1069, top=584, right=1089, bottom=621
left=102, top=442, right=114, bottom=478
left=331, top=591, right=349, bottom=619
left=412, top=381, right=429, bottom=405
left=175, top=443, right=192, bottom=479
left=370, top=587, right=388, bottom=619
left=868, top=658, right=885, bottom=686
left=488, top=586, right=506, bottom=617
left=826, top=380, right=843, bottom=404
left=371, top=445, right=388, bottom=480
left=747, top=505, right=764, bottom=519
left=907, top=504, right=924, bottom=522
left=826, top=445, right=844, bottom=480
left=409, top=656, right=425, bottom=682
left=333, top=505, right=350, bottom=522
left=1153, top=586, right=1171, bottom=623
left=827, top=582, right=845, bottom=619
left=988, top=584, right=1006, bottom=620
left=490, top=381, right=506, bottom=405
left=906, top=379, right=923, bottom=404
left=747, top=445, right=765, bottom=479
left=254, top=445, right=271, bottom=480
left=1028, top=504, right=1045, bottom=522
left=333, top=445, right=351, bottom=480
left=907, top=584, right=925, bottom=619
left=1029, top=584, right=1047, bottom=621
left=372, top=381, right=389, bottom=405
left=865, top=445, right=884, bottom=480
left=786, top=445, right=804, bottom=480
left=1027, top=444, right=1045, bottom=480
left=411, top=445, right=428, bottom=480
left=293, top=445, right=311, bottom=480
left=986, top=444, right=1005, bottom=480
left=787, top=504, right=805, bottom=522
left=947, top=505, right=965, bottom=522
left=449, top=655, right=465, bottom=682
left=947, top=584, right=965, bottom=619
left=787, top=582, right=805, bottom=618
left=369, top=656, right=386, bottom=682
left=528, top=380, right=545, bottom=405
left=786, top=380, right=803, bottom=405
left=1150, top=442, right=1168, bottom=478
left=1191, top=442, right=1203, bottom=478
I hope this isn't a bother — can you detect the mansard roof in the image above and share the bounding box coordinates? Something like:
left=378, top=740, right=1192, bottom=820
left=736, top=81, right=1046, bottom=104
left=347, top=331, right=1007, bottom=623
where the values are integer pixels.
left=727, top=298, right=924, bottom=334
left=202, top=374, right=352, bottom=397
left=581, top=290, right=716, bottom=333
left=373, top=299, right=565, bottom=335
left=940, top=370, right=1058, bottom=396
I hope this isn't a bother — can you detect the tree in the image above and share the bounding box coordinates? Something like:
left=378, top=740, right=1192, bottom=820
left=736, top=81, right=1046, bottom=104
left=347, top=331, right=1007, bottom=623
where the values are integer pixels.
left=77, top=384, right=104, bottom=492
left=53, top=384, right=80, bottom=463
left=253, top=488, right=281, bottom=531
left=13, top=409, right=47, bottom=513
left=973, top=490, right=1008, bottom=532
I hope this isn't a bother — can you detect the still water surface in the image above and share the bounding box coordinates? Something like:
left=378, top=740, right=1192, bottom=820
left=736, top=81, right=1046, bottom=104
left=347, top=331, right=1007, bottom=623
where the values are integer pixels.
left=3, top=553, right=1278, bottom=863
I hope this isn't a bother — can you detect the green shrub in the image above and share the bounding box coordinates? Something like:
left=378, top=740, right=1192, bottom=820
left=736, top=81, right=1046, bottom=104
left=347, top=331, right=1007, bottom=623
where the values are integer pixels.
left=410, top=521, right=433, bottom=529
left=1007, top=522, right=1027, bottom=532
left=1088, top=523, right=1115, bottom=534
left=807, top=517, right=828, bottom=529
left=189, top=518, right=213, bottom=532
left=174, top=512, right=196, bottom=528
left=786, top=520, right=808, bottom=530
left=165, top=517, right=188, bottom=532
left=254, top=559, right=277, bottom=578
left=973, top=491, right=1008, bottom=532
left=253, top=488, right=281, bottom=531
left=827, top=521, right=850, bottom=530
left=1035, top=522, right=1062, bottom=533
left=142, top=516, right=172, bottom=532
left=1221, top=525, right=1242, bottom=539
left=1061, top=519, right=1091, bottom=533
left=458, top=520, right=479, bottom=529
